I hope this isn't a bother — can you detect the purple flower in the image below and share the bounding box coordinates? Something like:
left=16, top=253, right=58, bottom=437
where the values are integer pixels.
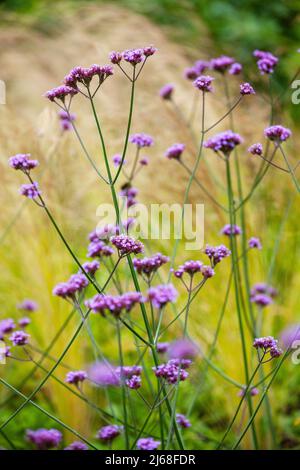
left=204, top=131, right=243, bottom=156
left=81, top=260, right=100, bottom=275
left=184, top=67, right=198, bottom=80
left=17, top=299, right=38, bottom=312
left=109, top=51, right=122, bottom=64
left=88, top=361, right=120, bottom=387
left=221, top=224, right=242, bottom=236
left=253, top=336, right=282, bottom=358
left=147, top=284, right=178, bottom=309
left=153, top=359, right=190, bottom=384
left=173, top=260, right=203, bottom=278
left=248, top=143, right=263, bottom=155
left=64, top=441, right=88, bottom=451
left=63, top=65, right=113, bottom=89
left=9, top=153, right=39, bottom=172
left=280, top=324, right=300, bottom=349
left=193, top=75, right=214, bottom=92
left=133, top=253, right=169, bottom=278
left=0, top=319, right=15, bottom=336
left=240, top=82, right=255, bottom=95
left=143, top=45, right=157, bottom=57
left=112, top=154, right=125, bottom=167
left=65, top=370, right=87, bottom=385
left=18, top=317, right=31, bottom=328
left=176, top=414, right=191, bottom=428
left=86, top=292, right=143, bottom=317
left=253, top=50, right=278, bottom=75
left=168, top=339, right=198, bottom=360
left=119, top=186, right=138, bottom=208
left=229, top=62, right=242, bottom=75
left=201, top=265, right=215, bottom=278
left=97, top=425, right=122, bottom=442
left=251, top=293, right=273, bottom=307
left=53, top=273, right=88, bottom=300
left=194, top=60, right=210, bottom=74
left=45, top=85, right=78, bottom=102
left=137, top=437, right=160, bottom=450
left=159, top=83, right=174, bottom=100
left=210, top=55, right=235, bottom=73
left=238, top=387, right=259, bottom=397
left=123, top=48, right=144, bottom=65
left=27, top=428, right=62, bottom=450
left=19, top=182, right=41, bottom=199
left=125, top=375, right=141, bottom=389
left=157, top=342, right=169, bottom=354
left=165, top=143, right=185, bottom=160
left=264, top=125, right=292, bottom=143
left=129, top=133, right=154, bottom=148
left=251, top=283, right=277, bottom=300
left=111, top=234, right=144, bottom=256
left=116, top=365, right=142, bottom=378
left=87, top=240, right=114, bottom=258
left=58, top=110, right=76, bottom=131
left=10, top=330, right=30, bottom=346
left=248, top=237, right=262, bottom=249
left=139, top=156, right=149, bottom=166
left=204, top=244, right=231, bottom=266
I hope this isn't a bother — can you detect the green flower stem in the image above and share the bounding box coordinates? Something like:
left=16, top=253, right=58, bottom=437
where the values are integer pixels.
left=279, top=144, right=300, bottom=192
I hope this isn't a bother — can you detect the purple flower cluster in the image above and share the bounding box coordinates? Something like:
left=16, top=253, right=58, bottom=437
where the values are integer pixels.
left=64, top=441, right=88, bottom=451
left=133, top=253, right=169, bottom=278
left=147, top=284, right=178, bottom=309
left=264, top=125, right=292, bottom=143
left=88, top=361, right=120, bottom=387
left=280, top=324, right=300, bottom=349
left=221, top=224, right=242, bottom=237
left=184, top=59, right=209, bottom=80
left=210, top=55, right=235, bottom=73
left=10, top=330, right=30, bottom=346
left=64, top=64, right=113, bottom=89
left=193, top=75, right=214, bottom=92
left=45, top=85, right=78, bottom=102
left=204, top=244, right=231, bottom=266
left=19, top=182, right=41, bottom=199
left=253, top=336, right=282, bottom=358
left=81, top=260, right=100, bottom=275
left=87, top=239, right=114, bottom=258
left=159, top=83, right=174, bottom=100
left=119, top=186, right=138, bottom=208
left=27, top=428, right=62, bottom=450
left=240, top=82, right=255, bottom=95
left=157, top=342, right=169, bottom=354
left=58, top=110, right=76, bottom=131
left=250, top=283, right=277, bottom=307
left=248, top=237, right=262, bottom=249
left=238, top=387, right=259, bottom=398
left=97, top=425, right=122, bottom=442
left=112, top=154, right=125, bottom=167
left=18, top=299, right=38, bottom=312
left=248, top=143, right=263, bottom=155
left=165, top=143, right=185, bottom=160
left=204, top=131, right=243, bottom=156
left=168, top=339, right=198, bottom=360
left=176, top=414, right=191, bottom=428
left=19, top=317, right=31, bottom=328
left=65, top=370, right=88, bottom=385
left=110, top=46, right=157, bottom=66
left=0, top=318, right=15, bottom=337
left=137, top=437, right=160, bottom=450
left=153, top=359, right=191, bottom=384
left=229, top=62, right=242, bottom=75
left=86, top=292, right=143, bottom=317
left=251, top=294, right=273, bottom=307
left=9, top=153, right=39, bottom=172
left=53, top=273, right=88, bottom=299
left=110, top=234, right=144, bottom=256
left=117, top=365, right=142, bottom=390
left=129, top=133, right=154, bottom=148
left=253, top=50, right=278, bottom=75
left=173, top=260, right=202, bottom=278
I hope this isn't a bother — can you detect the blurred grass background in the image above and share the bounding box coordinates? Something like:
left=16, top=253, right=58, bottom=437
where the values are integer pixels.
left=0, top=0, right=299, bottom=449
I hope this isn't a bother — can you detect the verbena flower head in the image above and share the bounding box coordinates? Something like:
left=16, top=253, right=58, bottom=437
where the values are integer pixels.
left=176, top=413, right=191, bottom=428
left=133, top=253, right=169, bottom=277
left=253, top=336, right=282, bottom=358
left=27, top=428, right=62, bottom=450
left=159, top=83, right=174, bottom=100
left=129, top=133, right=154, bottom=148
left=17, top=299, right=38, bottom=312
left=280, top=324, right=300, bottom=350
left=119, top=186, right=138, bottom=208
left=18, top=317, right=31, bottom=328
left=248, top=143, right=263, bottom=155
left=248, top=237, right=262, bottom=249
left=147, top=284, right=178, bottom=309
left=111, top=234, right=144, bottom=256
left=204, top=131, right=243, bottom=156
left=125, top=375, right=141, bottom=389
left=143, top=45, right=157, bottom=57
left=81, top=260, right=100, bottom=275
left=65, top=370, right=87, bottom=385
left=184, top=67, right=198, bottom=80
left=19, top=182, right=40, bottom=199
left=112, top=154, right=125, bottom=167
left=221, top=224, right=242, bottom=236
left=45, top=85, right=78, bottom=102
left=153, top=359, right=191, bottom=384
left=0, top=318, right=15, bottom=336
left=210, top=55, right=235, bottom=73
left=97, top=425, right=122, bottom=442
left=58, top=110, right=76, bottom=131
left=9, top=153, right=39, bottom=172
left=168, top=339, right=198, bottom=360
left=116, top=365, right=142, bottom=379
left=53, top=273, right=88, bottom=300
left=87, top=240, right=114, bottom=258
left=240, top=82, right=255, bottom=95
left=123, top=48, right=144, bottom=65
left=251, top=282, right=277, bottom=298
left=139, top=156, right=149, bottom=166
left=137, top=437, right=160, bottom=450
left=64, top=65, right=113, bottom=89
left=194, top=60, right=210, bottom=74
left=165, top=143, right=185, bottom=160
left=193, top=75, right=214, bottom=92
left=109, top=51, right=122, bottom=64
left=201, top=265, right=215, bottom=278
left=253, top=50, right=278, bottom=75
left=10, top=330, right=30, bottom=346
left=157, top=342, right=169, bottom=354
left=88, top=361, right=120, bottom=387
left=229, top=62, right=242, bottom=75
left=64, top=441, right=88, bottom=451
left=251, top=293, right=273, bottom=307
left=238, top=387, right=259, bottom=397
left=86, top=292, right=143, bottom=317
left=173, top=260, right=203, bottom=278
left=204, top=244, right=231, bottom=266
left=264, top=125, right=292, bottom=143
